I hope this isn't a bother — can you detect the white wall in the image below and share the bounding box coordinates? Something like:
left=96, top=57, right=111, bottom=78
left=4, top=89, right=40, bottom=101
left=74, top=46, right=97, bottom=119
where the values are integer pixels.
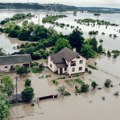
left=48, top=56, right=57, bottom=72
left=0, top=63, right=30, bottom=72
left=67, top=55, right=86, bottom=75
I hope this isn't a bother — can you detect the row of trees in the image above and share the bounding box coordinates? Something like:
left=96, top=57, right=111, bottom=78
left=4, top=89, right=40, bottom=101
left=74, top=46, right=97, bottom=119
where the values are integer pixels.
left=20, top=28, right=103, bottom=60
left=76, top=79, right=112, bottom=93
left=0, top=13, right=33, bottom=25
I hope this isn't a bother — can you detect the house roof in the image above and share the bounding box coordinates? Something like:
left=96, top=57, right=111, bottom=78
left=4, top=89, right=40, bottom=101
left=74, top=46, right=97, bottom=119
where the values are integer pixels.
left=50, top=48, right=79, bottom=68
left=0, top=54, right=32, bottom=65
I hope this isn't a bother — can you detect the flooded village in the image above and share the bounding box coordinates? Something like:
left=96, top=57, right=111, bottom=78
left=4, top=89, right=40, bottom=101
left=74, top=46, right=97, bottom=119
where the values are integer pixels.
left=0, top=2, right=120, bottom=120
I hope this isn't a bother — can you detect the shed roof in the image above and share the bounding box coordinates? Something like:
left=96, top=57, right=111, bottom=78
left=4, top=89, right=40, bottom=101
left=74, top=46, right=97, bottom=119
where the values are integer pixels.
left=0, top=54, right=32, bottom=65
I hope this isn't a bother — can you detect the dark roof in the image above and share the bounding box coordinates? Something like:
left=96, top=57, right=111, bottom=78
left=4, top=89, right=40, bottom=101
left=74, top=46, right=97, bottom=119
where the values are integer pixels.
left=50, top=48, right=79, bottom=68
left=0, top=54, right=32, bottom=65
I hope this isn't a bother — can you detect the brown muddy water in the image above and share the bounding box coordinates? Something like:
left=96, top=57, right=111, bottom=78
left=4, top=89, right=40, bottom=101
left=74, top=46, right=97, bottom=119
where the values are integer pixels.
left=0, top=10, right=120, bottom=120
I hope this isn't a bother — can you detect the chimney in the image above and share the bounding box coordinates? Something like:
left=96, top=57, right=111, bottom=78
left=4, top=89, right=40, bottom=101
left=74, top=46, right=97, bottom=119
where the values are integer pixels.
left=73, top=48, right=76, bottom=52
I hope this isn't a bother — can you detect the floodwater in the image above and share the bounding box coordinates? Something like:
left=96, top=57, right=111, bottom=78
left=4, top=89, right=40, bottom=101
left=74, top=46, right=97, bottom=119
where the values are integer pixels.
left=0, top=10, right=120, bottom=120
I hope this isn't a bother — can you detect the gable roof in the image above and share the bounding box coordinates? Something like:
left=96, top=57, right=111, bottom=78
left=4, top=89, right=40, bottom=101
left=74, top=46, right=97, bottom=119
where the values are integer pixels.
left=0, top=54, right=32, bottom=65
left=50, top=48, right=79, bottom=66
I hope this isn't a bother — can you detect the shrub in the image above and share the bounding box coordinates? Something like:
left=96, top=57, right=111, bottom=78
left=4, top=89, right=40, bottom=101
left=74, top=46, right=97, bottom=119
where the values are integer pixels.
left=25, top=79, right=31, bottom=87
left=80, top=84, right=89, bottom=93
left=22, top=87, right=34, bottom=102
left=104, top=79, right=112, bottom=88
left=91, top=81, right=98, bottom=89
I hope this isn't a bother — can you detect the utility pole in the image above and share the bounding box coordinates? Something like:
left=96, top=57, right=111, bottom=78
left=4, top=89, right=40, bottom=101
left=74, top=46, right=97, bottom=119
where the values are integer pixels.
left=38, top=13, right=40, bottom=25
left=16, top=76, right=18, bottom=104
left=15, top=76, right=19, bottom=119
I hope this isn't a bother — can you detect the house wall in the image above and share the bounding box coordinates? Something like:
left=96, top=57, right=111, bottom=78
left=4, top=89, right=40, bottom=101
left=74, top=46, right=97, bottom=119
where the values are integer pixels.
left=0, top=62, right=30, bottom=72
left=67, top=55, right=86, bottom=75
left=48, top=56, right=57, bottom=72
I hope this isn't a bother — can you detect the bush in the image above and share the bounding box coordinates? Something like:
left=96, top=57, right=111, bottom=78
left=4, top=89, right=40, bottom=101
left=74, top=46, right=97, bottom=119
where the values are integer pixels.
left=15, top=65, right=29, bottom=76
left=25, top=79, right=31, bottom=87
left=22, top=87, right=34, bottom=102
left=91, top=81, right=98, bottom=89
left=104, top=79, right=112, bottom=88
left=80, top=84, right=89, bottom=93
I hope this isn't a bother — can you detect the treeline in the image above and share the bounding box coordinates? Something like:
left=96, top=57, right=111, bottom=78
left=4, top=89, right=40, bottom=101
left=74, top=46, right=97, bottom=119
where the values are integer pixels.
left=42, top=15, right=67, bottom=24
left=0, top=13, right=33, bottom=25
left=19, top=27, right=103, bottom=60
left=75, top=18, right=119, bottom=27
left=0, top=3, right=77, bottom=11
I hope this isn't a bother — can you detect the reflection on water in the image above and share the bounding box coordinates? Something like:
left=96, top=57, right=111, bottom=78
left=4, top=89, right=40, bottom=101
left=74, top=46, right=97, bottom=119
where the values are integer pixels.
left=0, top=33, right=18, bottom=54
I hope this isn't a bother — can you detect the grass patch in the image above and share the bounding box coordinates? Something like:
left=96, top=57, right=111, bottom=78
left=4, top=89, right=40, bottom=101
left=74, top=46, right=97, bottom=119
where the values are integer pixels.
left=75, top=78, right=84, bottom=85
left=31, top=67, right=43, bottom=73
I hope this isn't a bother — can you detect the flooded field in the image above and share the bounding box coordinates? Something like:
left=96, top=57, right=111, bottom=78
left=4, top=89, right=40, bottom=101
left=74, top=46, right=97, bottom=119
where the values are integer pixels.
left=0, top=9, right=120, bottom=120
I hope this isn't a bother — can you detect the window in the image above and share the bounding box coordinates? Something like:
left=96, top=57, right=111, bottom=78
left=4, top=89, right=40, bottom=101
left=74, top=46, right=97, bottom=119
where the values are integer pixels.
left=71, top=61, right=76, bottom=66
left=79, top=67, right=82, bottom=71
left=65, top=67, right=67, bottom=71
left=50, top=64, right=52, bottom=68
left=79, top=60, right=83, bottom=64
left=72, top=68, right=75, bottom=72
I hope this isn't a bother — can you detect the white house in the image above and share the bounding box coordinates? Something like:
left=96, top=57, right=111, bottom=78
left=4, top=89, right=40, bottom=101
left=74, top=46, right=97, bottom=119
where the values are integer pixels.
left=48, top=47, right=86, bottom=75
left=0, top=54, right=32, bottom=72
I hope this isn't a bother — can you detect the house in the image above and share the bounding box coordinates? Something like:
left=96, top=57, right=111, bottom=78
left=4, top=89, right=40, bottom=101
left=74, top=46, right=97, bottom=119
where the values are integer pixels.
left=0, top=54, right=32, bottom=72
left=48, top=47, right=86, bottom=75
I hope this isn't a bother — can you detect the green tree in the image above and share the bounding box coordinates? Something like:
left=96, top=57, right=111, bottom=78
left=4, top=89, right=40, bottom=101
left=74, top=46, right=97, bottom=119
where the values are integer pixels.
left=88, top=37, right=98, bottom=51
left=55, top=38, right=71, bottom=52
left=91, top=81, right=98, bottom=89
left=0, top=93, right=10, bottom=120
left=68, top=28, right=84, bottom=51
left=25, top=79, right=31, bottom=87
left=104, top=79, right=112, bottom=88
left=80, top=43, right=96, bottom=58
left=97, top=45, right=103, bottom=53
left=0, top=75, right=14, bottom=96
left=15, top=66, right=29, bottom=76
left=22, top=87, right=34, bottom=102
left=80, top=84, right=89, bottom=93
left=107, top=50, right=111, bottom=57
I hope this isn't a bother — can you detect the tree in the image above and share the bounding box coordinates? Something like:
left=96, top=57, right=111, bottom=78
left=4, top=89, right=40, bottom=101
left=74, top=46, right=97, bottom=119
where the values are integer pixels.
left=80, top=84, right=89, bottom=93
left=88, top=37, right=98, bottom=51
left=57, top=86, right=66, bottom=95
left=68, top=28, right=84, bottom=51
left=15, top=65, right=29, bottom=76
left=80, top=43, right=96, bottom=58
left=55, top=38, right=71, bottom=52
left=107, top=50, right=111, bottom=57
left=104, top=79, right=112, bottom=88
left=91, top=81, right=98, bottom=89
left=97, top=45, right=103, bottom=53
left=0, top=75, right=14, bottom=96
left=25, top=79, right=31, bottom=87
left=22, top=87, right=34, bottom=102
left=0, top=93, right=10, bottom=120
